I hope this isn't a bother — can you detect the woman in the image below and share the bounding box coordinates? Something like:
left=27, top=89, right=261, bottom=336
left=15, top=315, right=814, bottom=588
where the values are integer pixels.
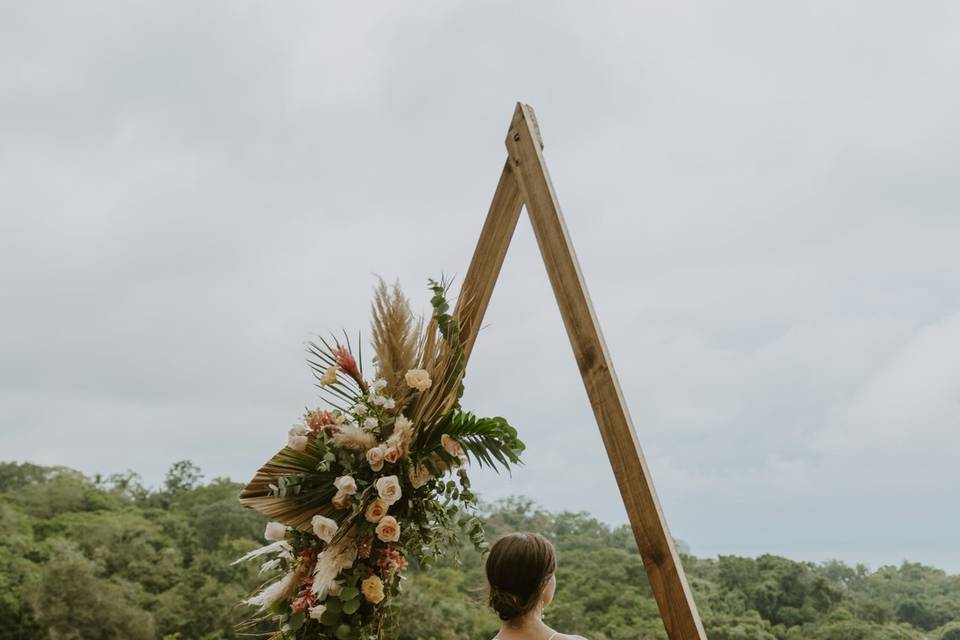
left=485, top=532, right=587, bottom=640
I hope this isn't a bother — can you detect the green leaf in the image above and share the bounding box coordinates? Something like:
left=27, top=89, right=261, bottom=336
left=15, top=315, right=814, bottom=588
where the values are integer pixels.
left=342, top=598, right=360, bottom=615
left=336, top=624, right=353, bottom=640
left=288, top=612, right=305, bottom=631
left=325, top=597, right=343, bottom=614
left=320, top=607, right=341, bottom=626
left=340, top=586, right=360, bottom=601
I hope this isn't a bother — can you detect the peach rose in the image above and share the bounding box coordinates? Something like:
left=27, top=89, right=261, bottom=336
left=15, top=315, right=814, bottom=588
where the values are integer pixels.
left=365, top=498, right=389, bottom=523
left=383, top=446, right=400, bottom=464
left=441, top=434, right=464, bottom=458
left=361, top=575, right=385, bottom=604
left=375, top=515, right=400, bottom=543
left=408, top=464, right=433, bottom=489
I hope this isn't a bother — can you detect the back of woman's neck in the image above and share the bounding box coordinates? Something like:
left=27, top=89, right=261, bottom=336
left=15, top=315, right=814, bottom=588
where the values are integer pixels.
left=498, top=615, right=552, bottom=638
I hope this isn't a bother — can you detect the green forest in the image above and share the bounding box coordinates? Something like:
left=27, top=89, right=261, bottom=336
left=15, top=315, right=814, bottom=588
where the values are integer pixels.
left=1, top=461, right=958, bottom=640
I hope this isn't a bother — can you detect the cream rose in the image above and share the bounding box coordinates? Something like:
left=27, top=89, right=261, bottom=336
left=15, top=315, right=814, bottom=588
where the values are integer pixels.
left=264, top=521, right=286, bottom=542
left=441, top=434, right=464, bottom=458
left=366, top=446, right=385, bottom=472
left=364, top=498, right=388, bottom=523
left=383, top=446, right=400, bottom=464
left=287, top=427, right=308, bottom=452
left=408, top=464, right=433, bottom=489
left=331, top=491, right=351, bottom=510
left=320, top=365, right=338, bottom=385
left=333, top=475, right=357, bottom=495
left=375, top=475, right=402, bottom=505
left=404, top=368, right=432, bottom=392
left=311, top=514, right=338, bottom=543
left=361, top=575, right=385, bottom=604
left=308, top=604, right=326, bottom=620
left=375, top=515, right=400, bottom=542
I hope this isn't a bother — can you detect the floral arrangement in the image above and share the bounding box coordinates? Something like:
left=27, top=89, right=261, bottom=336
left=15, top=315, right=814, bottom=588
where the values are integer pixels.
left=235, top=278, right=525, bottom=639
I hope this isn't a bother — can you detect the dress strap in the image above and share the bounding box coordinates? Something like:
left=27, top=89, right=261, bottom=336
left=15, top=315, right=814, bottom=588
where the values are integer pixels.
left=547, top=633, right=559, bottom=640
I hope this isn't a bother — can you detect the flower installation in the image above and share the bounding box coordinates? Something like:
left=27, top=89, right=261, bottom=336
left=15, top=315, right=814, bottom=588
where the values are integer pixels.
left=235, top=278, right=525, bottom=639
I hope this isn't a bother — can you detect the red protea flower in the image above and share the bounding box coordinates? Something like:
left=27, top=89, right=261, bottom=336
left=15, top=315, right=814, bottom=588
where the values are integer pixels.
left=334, top=346, right=363, bottom=384
left=305, top=409, right=337, bottom=433
left=290, top=577, right=316, bottom=613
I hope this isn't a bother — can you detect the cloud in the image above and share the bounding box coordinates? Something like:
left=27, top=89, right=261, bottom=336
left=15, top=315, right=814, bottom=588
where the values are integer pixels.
left=2, top=0, right=960, bottom=570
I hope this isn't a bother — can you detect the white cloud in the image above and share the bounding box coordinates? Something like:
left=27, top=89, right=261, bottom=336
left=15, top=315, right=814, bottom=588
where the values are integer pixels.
left=2, top=0, right=960, bottom=570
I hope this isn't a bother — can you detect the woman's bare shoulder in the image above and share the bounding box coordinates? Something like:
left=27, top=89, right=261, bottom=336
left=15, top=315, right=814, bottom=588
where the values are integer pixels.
left=557, top=635, right=589, bottom=640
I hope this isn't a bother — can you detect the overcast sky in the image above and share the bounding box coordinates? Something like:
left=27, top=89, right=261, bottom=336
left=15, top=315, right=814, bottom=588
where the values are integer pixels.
left=2, top=1, right=959, bottom=572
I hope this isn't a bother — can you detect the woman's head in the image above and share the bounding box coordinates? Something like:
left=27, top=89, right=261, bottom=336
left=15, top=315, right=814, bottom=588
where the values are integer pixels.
left=485, top=532, right=557, bottom=622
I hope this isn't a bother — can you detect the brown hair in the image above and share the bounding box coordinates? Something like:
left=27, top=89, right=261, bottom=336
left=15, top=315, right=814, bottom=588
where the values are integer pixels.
left=485, top=532, right=557, bottom=622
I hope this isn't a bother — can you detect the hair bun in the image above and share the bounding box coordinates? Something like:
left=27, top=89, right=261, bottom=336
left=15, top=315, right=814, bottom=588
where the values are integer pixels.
left=489, top=587, right=526, bottom=621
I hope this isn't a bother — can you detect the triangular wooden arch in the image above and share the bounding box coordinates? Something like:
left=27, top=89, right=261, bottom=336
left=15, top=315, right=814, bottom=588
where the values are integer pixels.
left=453, top=103, right=706, bottom=640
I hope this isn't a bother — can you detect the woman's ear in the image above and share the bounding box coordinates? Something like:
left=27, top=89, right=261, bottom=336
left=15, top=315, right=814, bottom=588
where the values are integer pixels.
left=541, top=573, right=557, bottom=608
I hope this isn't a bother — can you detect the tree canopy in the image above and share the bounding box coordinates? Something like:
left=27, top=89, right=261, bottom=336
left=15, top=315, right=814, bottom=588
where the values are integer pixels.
left=0, top=462, right=956, bottom=639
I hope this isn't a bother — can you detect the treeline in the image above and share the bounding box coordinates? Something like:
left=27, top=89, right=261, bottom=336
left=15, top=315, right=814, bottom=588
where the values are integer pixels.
left=1, top=461, right=958, bottom=640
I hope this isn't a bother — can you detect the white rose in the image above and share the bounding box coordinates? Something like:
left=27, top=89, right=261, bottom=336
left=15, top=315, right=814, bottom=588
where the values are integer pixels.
left=363, top=416, right=378, bottom=430
left=404, top=368, right=432, bottom=391
left=311, top=514, right=338, bottom=543
left=333, top=475, right=357, bottom=495
left=375, top=475, right=402, bottom=505
left=264, top=521, right=287, bottom=542
left=366, top=446, right=385, bottom=472
left=308, top=604, right=326, bottom=620
left=320, top=365, right=338, bottom=385
left=408, top=464, right=433, bottom=489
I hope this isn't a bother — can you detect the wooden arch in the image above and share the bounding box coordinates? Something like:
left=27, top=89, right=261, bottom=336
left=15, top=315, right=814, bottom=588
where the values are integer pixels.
left=453, top=103, right=706, bottom=640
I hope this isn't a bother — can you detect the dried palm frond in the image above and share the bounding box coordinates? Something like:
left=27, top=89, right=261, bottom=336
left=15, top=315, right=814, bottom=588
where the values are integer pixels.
left=239, top=440, right=340, bottom=532
left=370, top=277, right=422, bottom=410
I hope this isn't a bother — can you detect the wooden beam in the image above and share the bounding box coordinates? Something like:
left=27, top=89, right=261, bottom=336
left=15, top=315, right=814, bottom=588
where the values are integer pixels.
left=504, top=103, right=707, bottom=640
left=455, top=160, right=524, bottom=362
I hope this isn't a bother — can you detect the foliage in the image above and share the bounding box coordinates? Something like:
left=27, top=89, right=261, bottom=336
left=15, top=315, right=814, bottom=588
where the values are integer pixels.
left=1, top=462, right=959, bottom=639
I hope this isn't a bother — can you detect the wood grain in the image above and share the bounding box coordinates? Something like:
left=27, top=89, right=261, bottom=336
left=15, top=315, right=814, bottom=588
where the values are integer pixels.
left=503, top=103, right=706, bottom=639
left=454, top=160, right=524, bottom=363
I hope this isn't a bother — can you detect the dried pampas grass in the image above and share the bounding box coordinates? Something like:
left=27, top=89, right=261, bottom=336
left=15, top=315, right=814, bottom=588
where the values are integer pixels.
left=370, top=277, right=422, bottom=410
